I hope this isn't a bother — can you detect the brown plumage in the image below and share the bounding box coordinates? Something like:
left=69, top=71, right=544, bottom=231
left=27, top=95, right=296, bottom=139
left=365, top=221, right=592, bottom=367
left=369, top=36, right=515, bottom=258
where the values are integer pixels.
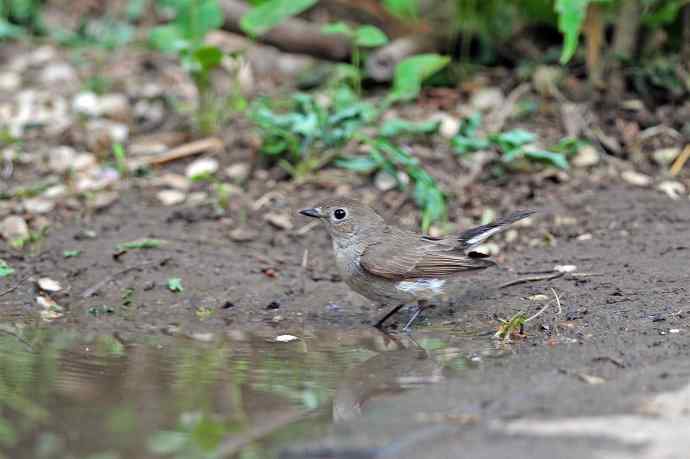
left=299, top=198, right=534, bottom=330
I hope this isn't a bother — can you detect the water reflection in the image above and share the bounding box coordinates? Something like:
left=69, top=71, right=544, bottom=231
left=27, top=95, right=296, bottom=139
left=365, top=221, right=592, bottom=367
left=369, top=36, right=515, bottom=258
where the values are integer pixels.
left=0, top=325, right=493, bottom=459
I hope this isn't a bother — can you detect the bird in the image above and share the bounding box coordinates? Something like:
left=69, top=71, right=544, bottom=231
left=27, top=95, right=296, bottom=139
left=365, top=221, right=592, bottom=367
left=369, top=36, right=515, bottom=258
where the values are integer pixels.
left=299, top=198, right=534, bottom=331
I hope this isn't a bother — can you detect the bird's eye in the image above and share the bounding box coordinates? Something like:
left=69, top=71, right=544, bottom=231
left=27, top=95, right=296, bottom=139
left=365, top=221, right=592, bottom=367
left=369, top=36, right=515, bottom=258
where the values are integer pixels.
left=333, top=208, right=347, bottom=220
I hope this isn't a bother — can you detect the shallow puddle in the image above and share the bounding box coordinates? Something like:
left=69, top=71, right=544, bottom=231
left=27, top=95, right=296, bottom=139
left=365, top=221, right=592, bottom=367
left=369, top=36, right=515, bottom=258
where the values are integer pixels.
left=0, top=324, right=508, bottom=459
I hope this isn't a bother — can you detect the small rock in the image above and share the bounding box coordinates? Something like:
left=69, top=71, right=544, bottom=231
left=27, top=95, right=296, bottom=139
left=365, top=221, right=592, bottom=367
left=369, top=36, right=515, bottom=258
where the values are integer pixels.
left=85, top=119, right=129, bottom=144
left=87, top=192, right=119, bottom=210
left=29, top=46, right=56, bottom=65
left=474, top=242, right=500, bottom=256
left=266, top=301, right=281, bottom=310
left=621, top=99, right=645, bottom=111
left=225, top=162, right=251, bottom=181
left=48, top=146, right=76, bottom=173
left=99, top=93, right=130, bottom=121
left=72, top=91, right=100, bottom=117
left=430, top=112, right=460, bottom=139
left=272, top=314, right=284, bottom=323
left=554, top=264, right=577, bottom=273
left=658, top=181, right=685, bottom=200
left=621, top=170, right=652, bottom=187
left=37, top=277, right=62, bottom=293
left=264, top=213, right=293, bottom=230
left=40, top=62, right=76, bottom=85
left=653, top=147, right=680, bottom=167
left=532, top=65, right=563, bottom=97
left=158, top=173, right=190, bottom=191
left=186, top=158, right=219, bottom=179
left=0, top=216, right=29, bottom=242
left=0, top=72, right=21, bottom=91
left=129, top=141, right=167, bottom=156
left=42, top=185, right=67, bottom=200
left=374, top=170, right=397, bottom=191
left=37, top=295, right=64, bottom=321
left=229, top=227, right=258, bottom=242
left=572, top=145, right=600, bottom=168
left=157, top=189, right=186, bottom=206
left=186, top=192, right=208, bottom=205
left=528, top=294, right=550, bottom=302
left=577, top=373, right=606, bottom=385
left=23, top=198, right=55, bottom=214
left=576, top=233, right=592, bottom=241
left=73, top=153, right=97, bottom=171
left=75, top=168, right=120, bottom=192
left=470, top=87, right=504, bottom=112
left=191, top=332, right=215, bottom=342
left=274, top=334, right=299, bottom=343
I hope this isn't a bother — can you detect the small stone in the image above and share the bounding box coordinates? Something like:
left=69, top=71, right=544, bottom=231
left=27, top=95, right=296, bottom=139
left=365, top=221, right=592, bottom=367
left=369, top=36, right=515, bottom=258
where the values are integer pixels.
left=528, top=294, right=550, bottom=302
left=470, top=87, right=504, bottom=112
left=29, top=46, right=56, bottom=65
left=374, top=170, right=397, bottom=191
left=225, top=162, right=251, bottom=181
left=266, top=301, right=281, bottom=310
left=669, top=329, right=680, bottom=334
left=40, top=62, right=76, bottom=85
left=1, top=216, right=29, bottom=242
left=157, top=189, right=186, bottom=206
left=653, top=148, right=680, bottom=167
left=572, top=145, right=600, bottom=168
left=87, top=192, right=119, bottom=210
left=37, top=295, right=64, bottom=321
left=73, top=153, right=97, bottom=171
left=621, top=99, right=645, bottom=111
left=505, top=229, right=518, bottom=243
left=621, top=170, right=652, bottom=187
left=186, top=158, right=219, bottom=179
left=86, top=119, right=129, bottom=144
left=272, top=314, right=284, bottom=323
left=42, top=185, right=67, bottom=200
left=158, top=173, right=190, bottom=191
left=0, top=72, right=21, bottom=91
left=430, top=112, right=460, bottom=139
left=191, top=333, right=215, bottom=342
left=37, top=277, right=62, bottom=293
left=554, top=264, right=577, bottom=273
left=264, top=213, right=293, bottom=230
left=577, top=373, right=606, bottom=385
left=23, top=198, right=55, bottom=214
left=274, top=334, right=299, bottom=343
left=576, top=233, right=592, bottom=241
left=129, top=141, right=167, bottom=156
left=186, top=192, right=208, bottom=205
left=657, top=181, right=685, bottom=200
left=98, top=93, right=130, bottom=121
left=229, top=227, right=258, bottom=242
left=532, top=65, right=563, bottom=97
left=73, top=92, right=100, bottom=117
left=474, top=242, right=500, bottom=256
left=48, top=146, right=76, bottom=173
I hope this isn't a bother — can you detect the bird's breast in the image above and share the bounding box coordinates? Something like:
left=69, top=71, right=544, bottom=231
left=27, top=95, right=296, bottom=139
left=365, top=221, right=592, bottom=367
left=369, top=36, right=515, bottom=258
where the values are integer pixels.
left=395, top=278, right=446, bottom=300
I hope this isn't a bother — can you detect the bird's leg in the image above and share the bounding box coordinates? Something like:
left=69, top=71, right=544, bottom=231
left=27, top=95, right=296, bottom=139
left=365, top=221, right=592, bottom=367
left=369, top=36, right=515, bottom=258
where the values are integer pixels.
left=402, top=300, right=429, bottom=332
left=373, top=304, right=405, bottom=329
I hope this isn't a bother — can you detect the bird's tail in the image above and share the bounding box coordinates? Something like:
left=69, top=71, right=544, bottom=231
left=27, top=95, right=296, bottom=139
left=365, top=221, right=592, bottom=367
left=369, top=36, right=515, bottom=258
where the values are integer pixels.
left=457, top=210, right=535, bottom=250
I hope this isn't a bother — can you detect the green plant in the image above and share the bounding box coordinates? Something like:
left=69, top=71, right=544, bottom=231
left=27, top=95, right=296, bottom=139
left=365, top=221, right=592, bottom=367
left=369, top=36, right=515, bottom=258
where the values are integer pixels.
left=0, top=260, right=14, bottom=278
left=321, top=22, right=389, bottom=93
left=387, top=54, right=451, bottom=103
left=451, top=113, right=574, bottom=169
left=150, top=0, right=239, bottom=134
left=167, top=278, right=184, bottom=292
left=0, top=0, right=43, bottom=39
left=112, top=143, right=128, bottom=177
left=337, top=137, right=446, bottom=231
left=240, top=0, right=317, bottom=36
left=250, top=86, right=377, bottom=178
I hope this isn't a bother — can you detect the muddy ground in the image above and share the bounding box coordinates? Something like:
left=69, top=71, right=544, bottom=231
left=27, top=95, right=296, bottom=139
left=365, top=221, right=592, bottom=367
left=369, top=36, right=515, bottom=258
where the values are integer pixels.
left=2, top=179, right=690, bottom=458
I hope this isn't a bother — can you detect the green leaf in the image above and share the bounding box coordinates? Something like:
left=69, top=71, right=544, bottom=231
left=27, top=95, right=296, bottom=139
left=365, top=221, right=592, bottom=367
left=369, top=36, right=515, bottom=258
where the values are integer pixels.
left=388, top=54, right=450, bottom=103
left=321, top=21, right=353, bottom=37
left=451, top=135, right=490, bottom=155
left=178, top=0, right=223, bottom=42
left=490, top=129, right=536, bottom=149
left=193, top=45, right=224, bottom=71
left=0, top=260, right=14, bottom=278
left=241, top=0, right=318, bottom=37
left=149, top=24, right=187, bottom=53
left=335, top=156, right=381, bottom=173
left=383, top=0, right=419, bottom=20
left=379, top=118, right=439, bottom=137
left=354, top=25, right=389, bottom=47
left=63, top=250, right=81, bottom=258
left=523, top=149, right=570, bottom=169
left=147, top=431, right=188, bottom=455
left=167, top=278, right=184, bottom=293
left=555, top=0, right=591, bottom=64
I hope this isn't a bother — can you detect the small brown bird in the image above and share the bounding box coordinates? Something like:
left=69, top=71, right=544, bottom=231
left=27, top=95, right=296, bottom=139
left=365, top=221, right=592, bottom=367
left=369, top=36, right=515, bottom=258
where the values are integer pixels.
left=299, top=198, right=534, bottom=330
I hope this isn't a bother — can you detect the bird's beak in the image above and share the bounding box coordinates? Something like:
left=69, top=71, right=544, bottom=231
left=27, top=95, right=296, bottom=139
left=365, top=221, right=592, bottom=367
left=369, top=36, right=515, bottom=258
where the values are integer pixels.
left=299, top=207, right=322, bottom=218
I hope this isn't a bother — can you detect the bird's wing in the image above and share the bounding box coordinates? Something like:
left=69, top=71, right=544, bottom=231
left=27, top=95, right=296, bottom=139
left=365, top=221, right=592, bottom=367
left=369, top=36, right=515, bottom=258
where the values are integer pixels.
left=457, top=210, right=535, bottom=250
left=360, top=234, right=494, bottom=280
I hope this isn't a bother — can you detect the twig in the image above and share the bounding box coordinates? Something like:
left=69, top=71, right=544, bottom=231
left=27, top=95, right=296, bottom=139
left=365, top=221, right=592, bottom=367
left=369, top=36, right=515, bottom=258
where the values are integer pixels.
left=127, top=137, right=223, bottom=170
left=0, top=275, right=31, bottom=297
left=295, top=220, right=320, bottom=235
left=525, top=300, right=553, bottom=323
left=301, top=249, right=309, bottom=269
left=499, top=271, right=564, bottom=289
left=81, top=259, right=167, bottom=298
left=670, top=144, right=690, bottom=176
left=550, top=287, right=562, bottom=316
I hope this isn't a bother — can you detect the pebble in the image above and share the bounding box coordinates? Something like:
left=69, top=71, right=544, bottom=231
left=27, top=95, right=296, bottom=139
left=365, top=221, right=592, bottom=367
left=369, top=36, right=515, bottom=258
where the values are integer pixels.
left=37, top=277, right=62, bottom=293
left=87, top=192, right=119, bottom=210
left=186, top=158, right=219, bottom=179
left=470, top=87, right=504, bottom=112
left=229, top=227, right=258, bottom=242
left=572, top=145, right=600, bottom=167
left=158, top=173, right=190, bottom=191
left=73, top=92, right=101, bottom=117
left=99, top=93, right=130, bottom=121
left=73, top=153, right=97, bottom=171
left=430, top=112, right=460, bottom=139
left=23, top=198, right=55, bottom=214
left=0, top=72, right=21, bottom=91
left=42, top=185, right=67, bottom=200
left=85, top=119, right=129, bottom=144
left=186, top=192, right=208, bottom=205
left=657, top=181, right=685, bottom=200
left=157, top=189, right=186, bottom=206
left=652, top=147, right=680, bottom=167
left=0, top=216, right=29, bottom=242
left=48, top=146, right=77, bottom=173
left=275, top=334, right=299, bottom=343
left=621, top=170, right=652, bottom=187
left=554, top=264, right=577, bottom=273
left=225, top=162, right=251, bottom=181
left=374, top=170, right=397, bottom=191
left=264, top=213, right=293, bottom=230
left=576, top=233, right=593, bottom=241
left=40, top=62, right=76, bottom=85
